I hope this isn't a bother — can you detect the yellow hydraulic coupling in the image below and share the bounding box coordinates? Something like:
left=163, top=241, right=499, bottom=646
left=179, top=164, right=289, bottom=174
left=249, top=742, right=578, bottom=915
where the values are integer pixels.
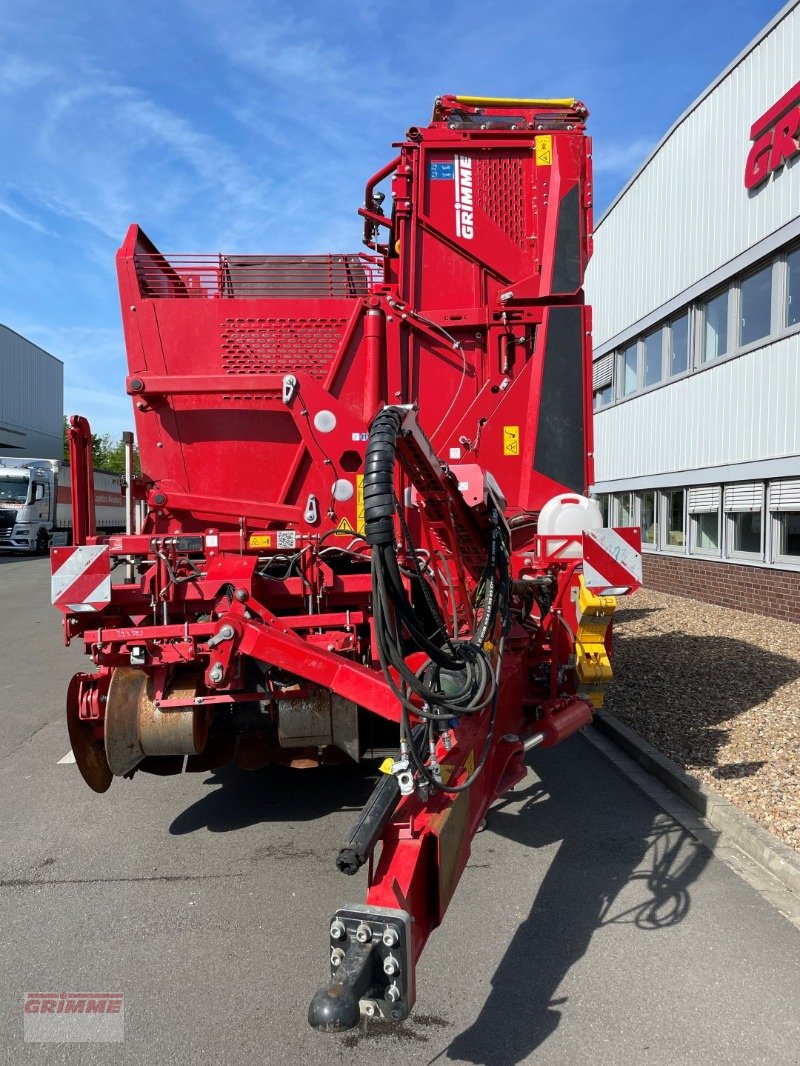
left=574, top=577, right=616, bottom=708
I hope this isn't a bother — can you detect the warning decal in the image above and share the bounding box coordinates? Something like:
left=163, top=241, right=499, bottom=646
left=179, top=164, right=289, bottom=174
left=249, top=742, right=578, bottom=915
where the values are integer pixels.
left=51, top=545, right=111, bottom=613
left=582, top=527, right=642, bottom=595
left=464, top=748, right=475, bottom=778
left=535, top=135, right=553, bottom=166
left=356, top=474, right=364, bottom=534
left=503, top=426, right=520, bottom=456
left=334, top=517, right=356, bottom=536
left=249, top=534, right=273, bottom=548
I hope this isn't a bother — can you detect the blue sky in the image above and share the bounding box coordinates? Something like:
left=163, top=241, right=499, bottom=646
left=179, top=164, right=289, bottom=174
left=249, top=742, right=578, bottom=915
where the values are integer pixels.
left=0, top=0, right=787, bottom=438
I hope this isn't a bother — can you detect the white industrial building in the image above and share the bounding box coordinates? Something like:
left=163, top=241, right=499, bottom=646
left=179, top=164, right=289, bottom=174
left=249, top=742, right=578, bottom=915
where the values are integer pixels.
left=0, top=324, right=63, bottom=460
left=586, top=0, right=800, bottom=620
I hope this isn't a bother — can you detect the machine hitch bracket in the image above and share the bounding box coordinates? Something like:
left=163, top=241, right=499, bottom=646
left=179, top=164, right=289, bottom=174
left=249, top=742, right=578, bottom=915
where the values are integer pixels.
left=308, top=905, right=414, bottom=1032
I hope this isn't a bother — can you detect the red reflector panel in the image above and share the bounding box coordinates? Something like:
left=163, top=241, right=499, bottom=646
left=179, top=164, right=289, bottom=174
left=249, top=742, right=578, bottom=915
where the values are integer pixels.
left=51, top=545, right=111, bottom=613
left=582, top=528, right=642, bottom=595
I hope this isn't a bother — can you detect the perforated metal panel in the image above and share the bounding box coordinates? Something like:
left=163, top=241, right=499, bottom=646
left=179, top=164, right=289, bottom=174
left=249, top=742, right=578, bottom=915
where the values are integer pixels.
left=475, top=156, right=528, bottom=250
left=221, top=317, right=348, bottom=378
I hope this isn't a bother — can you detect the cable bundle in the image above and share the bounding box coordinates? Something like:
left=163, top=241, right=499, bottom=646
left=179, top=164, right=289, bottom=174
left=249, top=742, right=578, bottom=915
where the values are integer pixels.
left=364, top=409, right=511, bottom=792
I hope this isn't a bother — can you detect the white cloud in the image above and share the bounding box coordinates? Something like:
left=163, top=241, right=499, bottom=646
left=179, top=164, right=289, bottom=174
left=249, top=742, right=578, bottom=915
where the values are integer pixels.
left=592, top=137, right=656, bottom=175
left=0, top=198, right=54, bottom=236
left=64, top=386, right=134, bottom=440
left=0, top=54, right=52, bottom=96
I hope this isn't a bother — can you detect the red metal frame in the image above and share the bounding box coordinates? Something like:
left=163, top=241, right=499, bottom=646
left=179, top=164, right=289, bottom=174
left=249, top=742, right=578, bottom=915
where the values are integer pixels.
left=67, top=415, right=96, bottom=544
left=53, top=93, right=640, bottom=1027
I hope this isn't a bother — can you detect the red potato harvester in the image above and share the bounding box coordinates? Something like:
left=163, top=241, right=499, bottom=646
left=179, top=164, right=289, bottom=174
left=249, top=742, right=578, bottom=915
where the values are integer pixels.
left=52, top=94, right=641, bottom=1031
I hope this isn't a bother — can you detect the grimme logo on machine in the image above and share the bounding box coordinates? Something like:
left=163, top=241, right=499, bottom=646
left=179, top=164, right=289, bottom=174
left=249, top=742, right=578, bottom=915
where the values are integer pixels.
left=454, top=155, right=474, bottom=239
left=744, top=79, right=800, bottom=190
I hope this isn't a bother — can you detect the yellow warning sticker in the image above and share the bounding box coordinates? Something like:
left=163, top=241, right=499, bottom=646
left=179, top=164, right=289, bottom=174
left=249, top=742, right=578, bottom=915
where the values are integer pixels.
left=535, top=135, right=553, bottom=166
left=334, top=517, right=356, bottom=536
left=378, top=757, right=394, bottom=775
left=249, top=534, right=273, bottom=548
left=503, top=425, right=520, bottom=456
left=440, top=764, right=453, bottom=785
left=356, top=474, right=364, bottom=534
left=464, top=748, right=475, bottom=778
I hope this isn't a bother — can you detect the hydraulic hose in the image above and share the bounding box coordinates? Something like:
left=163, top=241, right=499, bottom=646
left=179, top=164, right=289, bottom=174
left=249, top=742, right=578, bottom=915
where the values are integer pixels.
left=363, top=407, right=404, bottom=547
left=364, top=406, right=511, bottom=790
left=335, top=725, right=426, bottom=875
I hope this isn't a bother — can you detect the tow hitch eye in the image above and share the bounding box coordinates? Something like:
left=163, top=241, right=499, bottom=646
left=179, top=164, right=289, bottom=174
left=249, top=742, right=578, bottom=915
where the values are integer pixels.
left=308, top=905, right=414, bottom=1032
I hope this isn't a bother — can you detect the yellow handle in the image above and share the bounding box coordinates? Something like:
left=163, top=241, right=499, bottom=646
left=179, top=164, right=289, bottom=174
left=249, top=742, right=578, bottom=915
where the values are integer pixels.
left=453, top=95, right=576, bottom=108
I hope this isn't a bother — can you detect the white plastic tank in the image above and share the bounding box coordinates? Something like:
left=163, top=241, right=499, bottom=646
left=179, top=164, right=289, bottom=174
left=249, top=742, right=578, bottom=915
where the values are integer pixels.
left=537, top=493, right=603, bottom=557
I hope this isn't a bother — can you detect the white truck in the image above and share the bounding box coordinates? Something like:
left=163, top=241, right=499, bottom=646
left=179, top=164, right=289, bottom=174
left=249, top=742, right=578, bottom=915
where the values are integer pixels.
left=0, top=458, right=125, bottom=554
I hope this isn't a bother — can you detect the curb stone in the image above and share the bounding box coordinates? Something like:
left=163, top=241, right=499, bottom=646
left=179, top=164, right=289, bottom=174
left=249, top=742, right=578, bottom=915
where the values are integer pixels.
left=593, top=710, right=800, bottom=900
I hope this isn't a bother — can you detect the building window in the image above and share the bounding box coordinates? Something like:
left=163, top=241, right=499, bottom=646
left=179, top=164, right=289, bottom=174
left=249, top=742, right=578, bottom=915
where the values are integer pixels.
left=694, top=513, right=720, bottom=552
left=688, top=486, right=721, bottom=555
left=731, top=512, right=762, bottom=554
left=638, top=490, right=657, bottom=548
left=703, top=289, right=728, bottom=362
left=620, top=343, right=638, bottom=396
left=669, top=312, right=689, bottom=376
left=769, top=479, right=800, bottom=564
left=787, top=246, right=800, bottom=328
left=616, top=491, right=634, bottom=526
left=723, top=482, right=764, bottom=559
left=593, top=382, right=613, bottom=409
left=663, top=488, right=685, bottom=549
left=592, top=353, right=614, bottom=409
left=643, top=328, right=663, bottom=388
left=595, top=493, right=610, bottom=526
left=739, top=263, right=773, bottom=347
left=591, top=240, right=800, bottom=411
left=777, top=513, right=800, bottom=559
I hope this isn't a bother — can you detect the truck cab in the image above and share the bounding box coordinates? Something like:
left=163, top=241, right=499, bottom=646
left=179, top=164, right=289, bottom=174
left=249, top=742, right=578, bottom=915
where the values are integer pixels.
left=0, top=460, right=61, bottom=554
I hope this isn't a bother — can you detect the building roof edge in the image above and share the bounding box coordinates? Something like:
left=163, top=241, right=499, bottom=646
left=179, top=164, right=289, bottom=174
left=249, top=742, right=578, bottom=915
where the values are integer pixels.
left=0, top=322, right=64, bottom=367
left=594, top=0, right=800, bottom=230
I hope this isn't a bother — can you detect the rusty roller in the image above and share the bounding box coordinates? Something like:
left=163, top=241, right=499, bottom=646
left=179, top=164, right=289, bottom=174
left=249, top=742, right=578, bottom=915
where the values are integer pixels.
left=104, top=667, right=208, bottom=777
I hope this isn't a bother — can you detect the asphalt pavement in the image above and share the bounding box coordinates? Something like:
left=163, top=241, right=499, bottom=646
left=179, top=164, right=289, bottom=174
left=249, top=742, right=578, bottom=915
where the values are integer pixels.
left=1, top=553, right=799, bottom=1064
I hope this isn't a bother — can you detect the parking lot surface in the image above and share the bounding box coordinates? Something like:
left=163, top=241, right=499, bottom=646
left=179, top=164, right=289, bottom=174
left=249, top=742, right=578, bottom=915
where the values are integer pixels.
left=1, top=555, right=799, bottom=1064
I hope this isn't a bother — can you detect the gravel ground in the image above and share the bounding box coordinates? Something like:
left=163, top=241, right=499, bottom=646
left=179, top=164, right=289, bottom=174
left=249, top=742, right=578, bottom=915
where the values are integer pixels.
left=603, top=587, right=800, bottom=852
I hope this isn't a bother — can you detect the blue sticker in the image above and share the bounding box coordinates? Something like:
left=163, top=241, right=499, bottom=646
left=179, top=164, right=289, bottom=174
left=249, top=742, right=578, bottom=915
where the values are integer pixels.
left=429, top=162, right=455, bottom=180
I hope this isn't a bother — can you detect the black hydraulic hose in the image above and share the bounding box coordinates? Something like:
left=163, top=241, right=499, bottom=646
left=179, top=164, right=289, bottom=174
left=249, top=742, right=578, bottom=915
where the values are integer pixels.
left=403, top=565, right=512, bottom=795
left=381, top=546, right=456, bottom=665
left=474, top=520, right=501, bottom=647
left=364, top=406, right=511, bottom=756
left=363, top=407, right=404, bottom=547
left=335, top=725, right=426, bottom=875
left=364, top=406, right=461, bottom=668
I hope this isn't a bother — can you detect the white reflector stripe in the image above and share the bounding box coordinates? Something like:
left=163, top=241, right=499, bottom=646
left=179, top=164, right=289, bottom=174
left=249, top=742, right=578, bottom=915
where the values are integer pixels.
left=583, top=528, right=642, bottom=594
left=51, top=546, right=111, bottom=611
left=79, top=574, right=112, bottom=609
left=52, top=547, right=105, bottom=600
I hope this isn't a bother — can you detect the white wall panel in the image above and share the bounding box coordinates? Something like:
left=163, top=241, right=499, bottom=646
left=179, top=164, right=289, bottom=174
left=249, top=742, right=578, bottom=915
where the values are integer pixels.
left=586, top=3, right=800, bottom=346
left=593, top=333, right=800, bottom=482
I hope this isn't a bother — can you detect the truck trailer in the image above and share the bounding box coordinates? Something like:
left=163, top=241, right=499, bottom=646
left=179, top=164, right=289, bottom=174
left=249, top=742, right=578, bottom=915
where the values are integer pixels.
left=0, top=456, right=125, bottom=553
left=51, top=94, right=642, bottom=1030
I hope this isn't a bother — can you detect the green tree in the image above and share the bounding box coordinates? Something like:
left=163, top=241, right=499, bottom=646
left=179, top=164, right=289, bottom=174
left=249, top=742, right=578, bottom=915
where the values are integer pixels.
left=62, top=418, right=141, bottom=476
